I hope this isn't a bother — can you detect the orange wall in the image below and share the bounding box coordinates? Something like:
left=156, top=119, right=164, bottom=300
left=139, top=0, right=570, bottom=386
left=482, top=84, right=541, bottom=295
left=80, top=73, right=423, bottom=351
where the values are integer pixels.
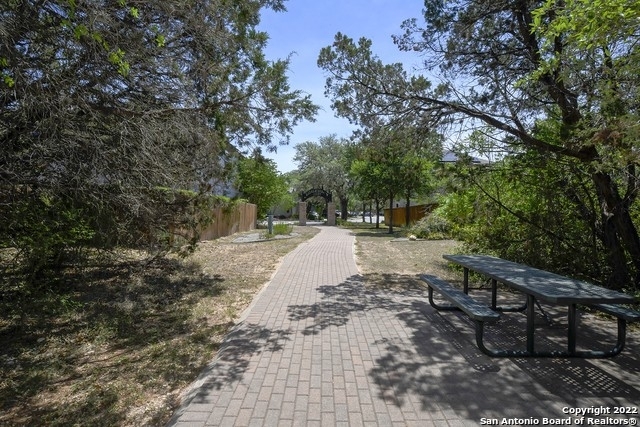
left=383, top=203, right=437, bottom=227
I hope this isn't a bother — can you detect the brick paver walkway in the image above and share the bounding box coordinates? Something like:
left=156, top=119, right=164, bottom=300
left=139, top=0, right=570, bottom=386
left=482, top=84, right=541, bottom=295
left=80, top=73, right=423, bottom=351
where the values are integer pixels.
left=168, top=226, right=640, bottom=427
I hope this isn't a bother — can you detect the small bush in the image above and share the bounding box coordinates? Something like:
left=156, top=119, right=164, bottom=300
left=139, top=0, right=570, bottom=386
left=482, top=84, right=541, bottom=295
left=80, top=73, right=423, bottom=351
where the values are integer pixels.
left=3, top=192, right=97, bottom=274
left=273, top=223, right=293, bottom=235
left=408, top=210, right=452, bottom=240
left=262, top=222, right=293, bottom=239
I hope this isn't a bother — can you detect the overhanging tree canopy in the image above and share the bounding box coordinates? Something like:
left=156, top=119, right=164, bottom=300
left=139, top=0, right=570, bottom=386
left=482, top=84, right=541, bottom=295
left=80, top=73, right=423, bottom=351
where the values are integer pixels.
left=318, top=0, right=640, bottom=289
left=1, top=0, right=317, bottom=268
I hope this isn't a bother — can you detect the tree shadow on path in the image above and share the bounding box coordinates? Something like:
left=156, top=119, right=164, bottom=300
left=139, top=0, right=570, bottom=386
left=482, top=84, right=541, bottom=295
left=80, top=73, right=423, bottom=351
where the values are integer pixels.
left=170, top=322, right=291, bottom=413
left=287, top=272, right=640, bottom=421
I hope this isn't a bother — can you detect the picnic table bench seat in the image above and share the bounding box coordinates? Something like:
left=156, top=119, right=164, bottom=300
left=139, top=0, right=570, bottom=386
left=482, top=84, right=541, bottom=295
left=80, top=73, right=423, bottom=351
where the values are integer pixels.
left=420, top=274, right=502, bottom=356
left=592, top=304, right=640, bottom=323
left=419, top=274, right=500, bottom=322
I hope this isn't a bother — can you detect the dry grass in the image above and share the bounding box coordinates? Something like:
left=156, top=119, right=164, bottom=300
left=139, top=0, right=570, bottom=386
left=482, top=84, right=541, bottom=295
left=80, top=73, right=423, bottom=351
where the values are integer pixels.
left=0, top=226, right=319, bottom=427
left=347, top=223, right=462, bottom=293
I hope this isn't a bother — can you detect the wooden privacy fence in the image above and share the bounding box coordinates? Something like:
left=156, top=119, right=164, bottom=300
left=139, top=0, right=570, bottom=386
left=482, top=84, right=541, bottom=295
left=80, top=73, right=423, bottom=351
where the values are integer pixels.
left=198, top=202, right=257, bottom=240
left=383, top=203, right=437, bottom=227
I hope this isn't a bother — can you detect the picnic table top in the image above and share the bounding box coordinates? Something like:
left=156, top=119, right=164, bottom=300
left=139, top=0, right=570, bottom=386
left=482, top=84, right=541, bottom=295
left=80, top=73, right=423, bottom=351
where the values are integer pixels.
left=443, top=254, right=637, bottom=305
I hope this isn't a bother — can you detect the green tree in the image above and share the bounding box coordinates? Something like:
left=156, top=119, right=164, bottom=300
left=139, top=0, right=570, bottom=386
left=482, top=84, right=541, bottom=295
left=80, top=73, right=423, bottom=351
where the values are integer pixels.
left=1, top=0, right=317, bottom=270
left=531, top=0, right=640, bottom=52
left=440, top=148, right=610, bottom=283
left=393, top=125, right=441, bottom=226
left=236, top=154, right=289, bottom=218
left=354, top=126, right=407, bottom=233
left=318, top=2, right=640, bottom=290
left=350, top=157, right=386, bottom=227
left=293, top=135, right=353, bottom=219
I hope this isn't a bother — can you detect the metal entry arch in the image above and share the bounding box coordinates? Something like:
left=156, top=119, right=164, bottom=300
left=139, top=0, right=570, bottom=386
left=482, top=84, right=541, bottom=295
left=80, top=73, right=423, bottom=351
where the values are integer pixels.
left=299, top=188, right=332, bottom=203
left=298, top=188, right=335, bottom=225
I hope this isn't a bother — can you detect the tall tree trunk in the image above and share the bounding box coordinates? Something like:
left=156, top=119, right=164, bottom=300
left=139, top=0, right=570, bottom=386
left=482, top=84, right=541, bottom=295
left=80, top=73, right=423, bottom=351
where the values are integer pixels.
left=340, top=196, right=348, bottom=220
left=592, top=171, right=640, bottom=289
left=370, top=201, right=373, bottom=225
left=405, top=190, right=411, bottom=226
left=388, top=193, right=394, bottom=234
left=599, top=215, right=629, bottom=290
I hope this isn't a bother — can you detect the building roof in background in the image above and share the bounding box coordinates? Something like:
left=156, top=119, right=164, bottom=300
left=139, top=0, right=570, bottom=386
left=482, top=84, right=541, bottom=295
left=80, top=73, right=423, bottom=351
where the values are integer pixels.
left=441, top=150, right=490, bottom=164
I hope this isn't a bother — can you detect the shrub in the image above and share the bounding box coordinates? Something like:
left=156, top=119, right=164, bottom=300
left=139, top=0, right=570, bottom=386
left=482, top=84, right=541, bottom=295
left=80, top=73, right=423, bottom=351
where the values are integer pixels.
left=3, top=191, right=97, bottom=274
left=1, top=186, right=232, bottom=276
left=408, top=209, right=452, bottom=240
left=272, top=223, right=293, bottom=236
left=262, top=222, right=293, bottom=239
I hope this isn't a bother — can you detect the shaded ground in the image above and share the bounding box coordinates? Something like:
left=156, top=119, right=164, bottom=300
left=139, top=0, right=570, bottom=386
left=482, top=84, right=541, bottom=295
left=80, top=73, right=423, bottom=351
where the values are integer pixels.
left=3, top=224, right=638, bottom=426
left=169, top=225, right=640, bottom=426
left=0, top=226, right=319, bottom=427
left=350, top=227, right=640, bottom=411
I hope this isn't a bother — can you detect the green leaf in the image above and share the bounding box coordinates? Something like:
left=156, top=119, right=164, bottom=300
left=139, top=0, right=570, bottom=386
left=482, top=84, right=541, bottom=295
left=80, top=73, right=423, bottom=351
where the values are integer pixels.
left=3, top=74, right=15, bottom=87
left=155, top=34, right=166, bottom=48
left=73, top=24, right=89, bottom=40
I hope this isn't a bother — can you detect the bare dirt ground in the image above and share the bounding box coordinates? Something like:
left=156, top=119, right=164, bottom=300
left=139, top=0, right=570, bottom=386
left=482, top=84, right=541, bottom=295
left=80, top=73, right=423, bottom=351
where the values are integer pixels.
left=355, top=233, right=459, bottom=276
left=0, top=226, right=320, bottom=427
left=350, top=226, right=461, bottom=293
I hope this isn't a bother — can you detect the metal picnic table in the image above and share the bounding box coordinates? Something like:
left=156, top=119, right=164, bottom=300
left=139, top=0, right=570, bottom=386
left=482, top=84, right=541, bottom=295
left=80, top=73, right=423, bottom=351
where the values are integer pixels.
left=443, top=254, right=638, bottom=358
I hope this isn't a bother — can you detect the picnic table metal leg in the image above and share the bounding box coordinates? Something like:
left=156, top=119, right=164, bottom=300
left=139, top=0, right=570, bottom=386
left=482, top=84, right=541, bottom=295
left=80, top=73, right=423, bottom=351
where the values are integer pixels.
left=487, top=279, right=527, bottom=313
left=610, top=318, right=627, bottom=356
left=569, top=309, right=627, bottom=358
left=475, top=321, right=530, bottom=358
left=568, top=304, right=577, bottom=355
left=572, top=317, right=626, bottom=358
left=491, top=279, right=497, bottom=310
left=475, top=321, right=491, bottom=355
left=473, top=302, right=627, bottom=359
left=463, top=268, right=469, bottom=294
left=428, top=267, right=630, bottom=358
left=427, top=286, right=461, bottom=312
left=526, top=294, right=535, bottom=354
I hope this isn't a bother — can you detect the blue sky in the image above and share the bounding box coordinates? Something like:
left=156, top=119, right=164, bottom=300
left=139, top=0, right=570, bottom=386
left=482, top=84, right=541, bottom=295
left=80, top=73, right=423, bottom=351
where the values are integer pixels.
left=258, top=0, right=426, bottom=173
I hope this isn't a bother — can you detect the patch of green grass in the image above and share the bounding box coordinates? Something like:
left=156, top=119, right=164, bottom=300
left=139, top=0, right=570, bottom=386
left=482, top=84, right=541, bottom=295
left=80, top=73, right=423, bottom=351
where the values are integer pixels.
left=338, top=221, right=386, bottom=230
left=273, top=223, right=292, bottom=235
left=262, top=222, right=294, bottom=239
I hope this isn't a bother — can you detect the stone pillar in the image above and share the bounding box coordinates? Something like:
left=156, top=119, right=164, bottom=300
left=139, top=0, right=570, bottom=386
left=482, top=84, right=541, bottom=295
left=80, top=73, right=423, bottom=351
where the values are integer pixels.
left=327, top=202, right=336, bottom=226
left=298, top=202, right=307, bottom=226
